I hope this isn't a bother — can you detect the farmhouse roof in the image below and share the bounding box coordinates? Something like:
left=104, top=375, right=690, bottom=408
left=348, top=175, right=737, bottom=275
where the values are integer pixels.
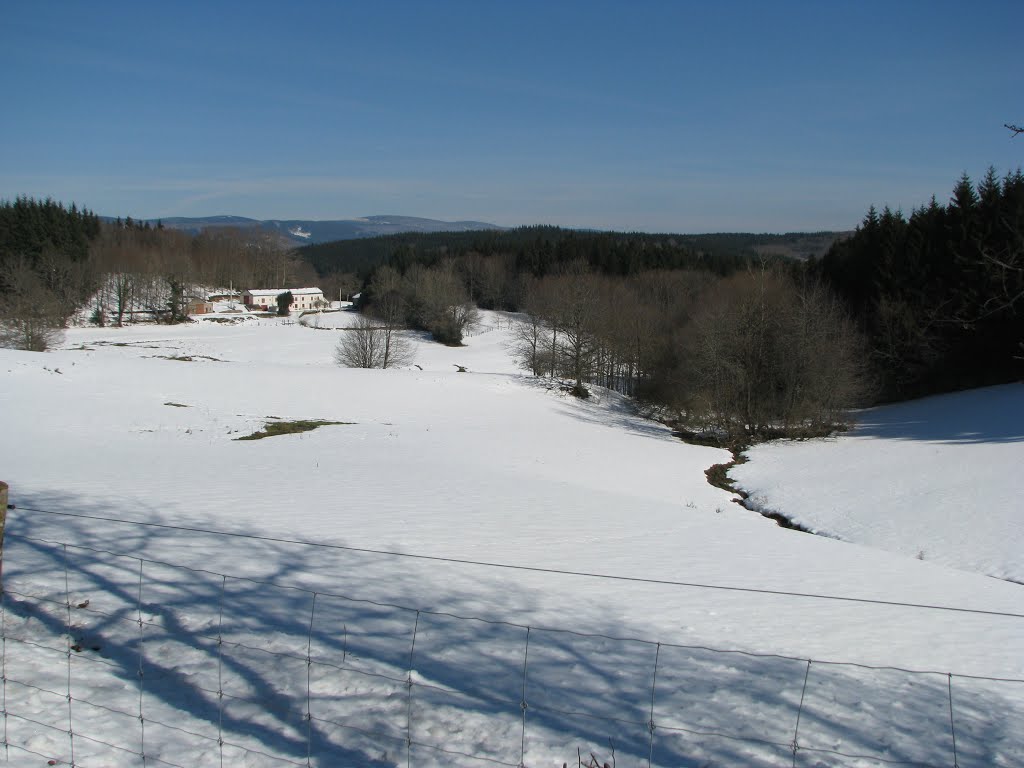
left=245, top=287, right=323, bottom=297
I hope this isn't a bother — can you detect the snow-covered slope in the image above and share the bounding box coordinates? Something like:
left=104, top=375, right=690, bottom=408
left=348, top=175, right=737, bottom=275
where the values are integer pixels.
left=731, top=383, right=1024, bottom=583
left=0, top=314, right=1021, bottom=767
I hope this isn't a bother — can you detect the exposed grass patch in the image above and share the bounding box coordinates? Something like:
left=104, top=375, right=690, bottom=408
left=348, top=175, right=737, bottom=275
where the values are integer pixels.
left=93, top=341, right=166, bottom=348
left=164, top=402, right=190, bottom=408
left=235, top=419, right=353, bottom=441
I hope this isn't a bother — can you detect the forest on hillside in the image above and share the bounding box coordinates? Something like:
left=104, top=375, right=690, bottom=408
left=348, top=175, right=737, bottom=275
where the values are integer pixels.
left=297, top=226, right=842, bottom=280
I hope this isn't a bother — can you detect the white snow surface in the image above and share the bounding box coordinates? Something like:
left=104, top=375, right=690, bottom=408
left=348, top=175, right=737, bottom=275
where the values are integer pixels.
left=731, top=384, right=1024, bottom=584
left=0, top=312, right=1021, bottom=767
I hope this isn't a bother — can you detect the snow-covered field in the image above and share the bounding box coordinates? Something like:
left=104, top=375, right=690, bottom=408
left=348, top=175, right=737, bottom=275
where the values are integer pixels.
left=732, top=384, right=1024, bottom=584
left=0, top=313, right=1021, bottom=767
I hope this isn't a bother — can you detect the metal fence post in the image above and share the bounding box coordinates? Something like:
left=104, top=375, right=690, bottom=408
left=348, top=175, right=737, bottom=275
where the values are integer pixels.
left=647, top=643, right=661, bottom=768
left=519, top=626, right=531, bottom=768
left=791, top=660, right=812, bottom=768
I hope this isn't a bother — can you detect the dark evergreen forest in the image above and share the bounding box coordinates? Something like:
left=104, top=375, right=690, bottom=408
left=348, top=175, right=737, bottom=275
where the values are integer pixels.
left=0, top=197, right=103, bottom=339
left=817, top=168, right=1024, bottom=400
left=297, top=226, right=840, bottom=282
left=0, top=196, right=101, bottom=267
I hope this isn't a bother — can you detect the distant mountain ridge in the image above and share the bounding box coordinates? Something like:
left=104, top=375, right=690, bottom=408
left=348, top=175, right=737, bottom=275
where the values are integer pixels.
left=141, top=214, right=505, bottom=245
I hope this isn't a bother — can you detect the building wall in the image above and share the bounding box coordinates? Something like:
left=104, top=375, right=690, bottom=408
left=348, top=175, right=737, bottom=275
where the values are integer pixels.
left=243, top=290, right=325, bottom=310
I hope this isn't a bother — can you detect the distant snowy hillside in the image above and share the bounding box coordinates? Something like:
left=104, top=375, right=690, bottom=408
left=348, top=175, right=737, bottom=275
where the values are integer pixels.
left=146, top=214, right=505, bottom=245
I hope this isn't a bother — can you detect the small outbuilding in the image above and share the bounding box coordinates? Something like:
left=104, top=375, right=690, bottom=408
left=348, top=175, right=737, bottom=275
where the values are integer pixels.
left=186, top=299, right=214, bottom=315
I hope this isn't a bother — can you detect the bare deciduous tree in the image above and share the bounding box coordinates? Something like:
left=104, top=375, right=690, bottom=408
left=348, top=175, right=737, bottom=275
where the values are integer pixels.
left=508, top=299, right=550, bottom=376
left=682, top=268, right=866, bottom=438
left=478, top=253, right=515, bottom=309
left=334, top=315, right=415, bottom=369
left=545, top=264, right=602, bottom=395
left=405, top=261, right=479, bottom=345
left=522, top=276, right=562, bottom=379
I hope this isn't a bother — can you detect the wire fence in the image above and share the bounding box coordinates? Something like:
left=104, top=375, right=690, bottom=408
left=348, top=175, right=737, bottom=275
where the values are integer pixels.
left=2, top=523, right=1023, bottom=767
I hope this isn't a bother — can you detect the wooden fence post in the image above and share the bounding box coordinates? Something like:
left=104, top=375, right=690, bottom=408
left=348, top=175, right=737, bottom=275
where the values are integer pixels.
left=0, top=481, right=7, bottom=594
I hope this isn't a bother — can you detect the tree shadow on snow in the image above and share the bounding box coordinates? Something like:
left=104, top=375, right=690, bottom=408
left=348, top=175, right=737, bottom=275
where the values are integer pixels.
left=517, top=376, right=679, bottom=443
left=850, top=383, right=1024, bottom=445
left=2, top=490, right=1021, bottom=768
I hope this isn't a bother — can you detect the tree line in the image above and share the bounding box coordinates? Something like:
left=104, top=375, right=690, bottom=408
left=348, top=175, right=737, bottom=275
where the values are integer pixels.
left=348, top=248, right=864, bottom=440
left=298, top=225, right=840, bottom=282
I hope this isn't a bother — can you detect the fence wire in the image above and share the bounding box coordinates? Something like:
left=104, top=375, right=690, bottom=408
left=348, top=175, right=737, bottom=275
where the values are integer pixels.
left=1, top=530, right=1021, bottom=768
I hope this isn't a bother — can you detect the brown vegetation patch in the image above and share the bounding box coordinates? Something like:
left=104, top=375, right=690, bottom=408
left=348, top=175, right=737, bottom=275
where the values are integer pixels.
left=235, top=419, right=353, bottom=441
left=153, top=354, right=224, bottom=362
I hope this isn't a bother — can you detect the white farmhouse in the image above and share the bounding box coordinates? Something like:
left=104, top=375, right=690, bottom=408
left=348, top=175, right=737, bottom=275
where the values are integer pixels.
left=243, top=288, right=327, bottom=312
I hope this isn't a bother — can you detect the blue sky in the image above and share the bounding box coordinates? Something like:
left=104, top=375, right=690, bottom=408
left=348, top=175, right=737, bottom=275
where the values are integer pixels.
left=2, top=1, right=1022, bottom=232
